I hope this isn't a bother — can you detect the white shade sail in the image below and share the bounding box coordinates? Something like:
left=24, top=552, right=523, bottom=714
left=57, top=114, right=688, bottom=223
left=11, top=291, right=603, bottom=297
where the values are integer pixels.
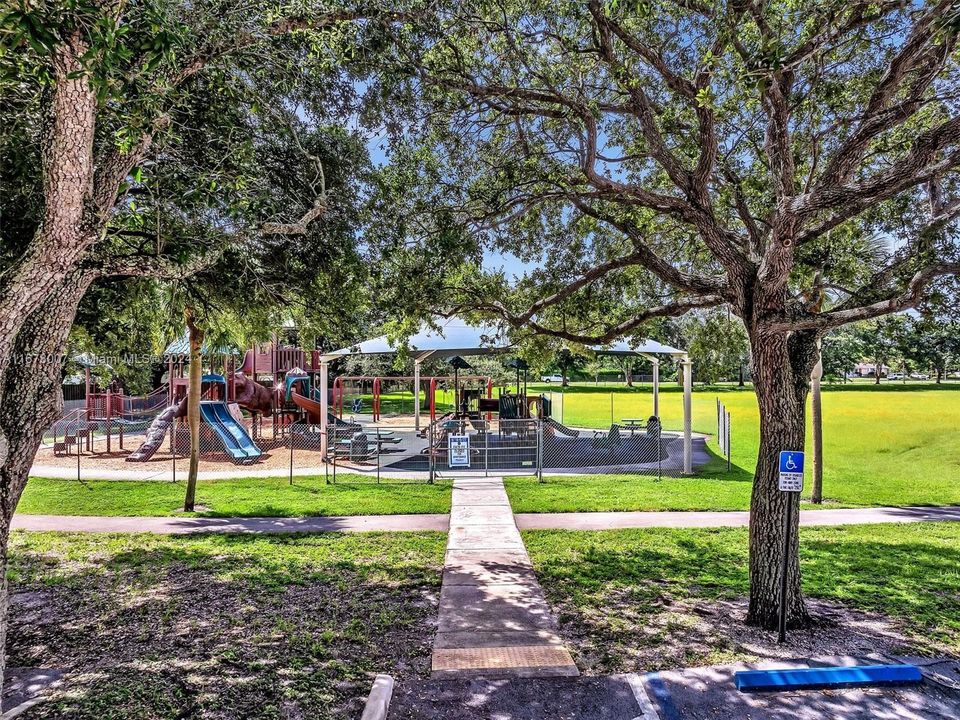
left=326, top=317, right=685, bottom=359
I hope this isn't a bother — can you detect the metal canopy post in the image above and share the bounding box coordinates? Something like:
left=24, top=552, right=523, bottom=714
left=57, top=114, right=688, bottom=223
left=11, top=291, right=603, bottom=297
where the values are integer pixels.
left=651, top=358, right=660, bottom=417
left=682, top=355, right=693, bottom=474
left=319, top=359, right=329, bottom=458
left=414, top=359, right=421, bottom=431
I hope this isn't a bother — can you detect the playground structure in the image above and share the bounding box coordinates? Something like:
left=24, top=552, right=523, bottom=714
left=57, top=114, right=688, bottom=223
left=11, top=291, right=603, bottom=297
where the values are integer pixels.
left=57, top=336, right=322, bottom=465
left=310, top=317, right=695, bottom=477
left=123, top=373, right=267, bottom=463
left=331, top=374, right=494, bottom=422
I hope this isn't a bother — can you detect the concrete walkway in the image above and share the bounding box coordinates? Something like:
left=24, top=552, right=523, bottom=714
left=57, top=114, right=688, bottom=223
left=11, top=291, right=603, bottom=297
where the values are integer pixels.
left=11, top=513, right=449, bottom=534
left=432, top=478, right=578, bottom=679
left=13, top=505, right=960, bottom=535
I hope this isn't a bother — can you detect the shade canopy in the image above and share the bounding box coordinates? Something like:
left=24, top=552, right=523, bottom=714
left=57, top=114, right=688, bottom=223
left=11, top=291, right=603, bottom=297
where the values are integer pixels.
left=163, top=331, right=238, bottom=357
left=591, top=339, right=686, bottom=358
left=326, top=317, right=685, bottom=360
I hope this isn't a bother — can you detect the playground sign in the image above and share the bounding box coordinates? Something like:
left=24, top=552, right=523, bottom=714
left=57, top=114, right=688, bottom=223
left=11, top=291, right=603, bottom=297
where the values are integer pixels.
left=778, top=451, right=804, bottom=492
left=449, top=434, right=470, bottom=467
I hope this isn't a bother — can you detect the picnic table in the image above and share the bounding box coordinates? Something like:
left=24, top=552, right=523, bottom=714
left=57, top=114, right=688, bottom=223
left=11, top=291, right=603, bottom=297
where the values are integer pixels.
left=621, top=418, right=646, bottom=436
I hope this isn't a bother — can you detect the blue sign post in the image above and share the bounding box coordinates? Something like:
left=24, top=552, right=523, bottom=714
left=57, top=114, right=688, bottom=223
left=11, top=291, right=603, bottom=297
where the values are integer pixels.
left=777, top=450, right=805, bottom=643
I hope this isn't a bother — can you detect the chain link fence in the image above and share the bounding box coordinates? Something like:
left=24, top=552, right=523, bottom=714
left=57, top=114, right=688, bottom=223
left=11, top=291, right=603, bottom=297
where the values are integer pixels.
left=37, top=395, right=704, bottom=483
left=282, top=415, right=685, bottom=483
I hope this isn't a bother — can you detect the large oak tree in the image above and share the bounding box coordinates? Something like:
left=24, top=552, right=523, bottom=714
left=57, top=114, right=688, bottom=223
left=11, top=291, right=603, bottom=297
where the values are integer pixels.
left=0, top=0, right=413, bottom=687
left=383, top=0, right=960, bottom=628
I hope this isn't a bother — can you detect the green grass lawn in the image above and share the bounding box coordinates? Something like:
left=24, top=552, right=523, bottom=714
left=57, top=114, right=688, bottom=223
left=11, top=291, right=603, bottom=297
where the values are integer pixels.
left=18, top=475, right=452, bottom=517
left=524, top=522, right=960, bottom=673
left=507, top=382, right=960, bottom=512
left=7, top=530, right=445, bottom=719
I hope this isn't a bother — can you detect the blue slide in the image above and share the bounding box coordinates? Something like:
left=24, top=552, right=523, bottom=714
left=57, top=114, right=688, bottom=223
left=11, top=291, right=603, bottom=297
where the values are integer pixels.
left=199, top=401, right=262, bottom=463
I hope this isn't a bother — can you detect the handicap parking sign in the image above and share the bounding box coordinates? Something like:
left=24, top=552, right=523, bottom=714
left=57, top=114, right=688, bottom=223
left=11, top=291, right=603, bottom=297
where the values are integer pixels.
left=778, top=451, right=804, bottom=492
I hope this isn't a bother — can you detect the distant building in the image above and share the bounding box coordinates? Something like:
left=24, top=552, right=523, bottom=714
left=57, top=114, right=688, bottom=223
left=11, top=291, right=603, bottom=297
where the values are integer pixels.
left=854, top=362, right=890, bottom=378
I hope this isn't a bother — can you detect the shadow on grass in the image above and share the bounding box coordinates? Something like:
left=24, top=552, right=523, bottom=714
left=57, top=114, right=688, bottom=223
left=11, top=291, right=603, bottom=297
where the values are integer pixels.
left=818, top=382, right=960, bottom=393
left=7, top=532, right=444, bottom=719
left=691, top=442, right=754, bottom=483
left=526, top=525, right=960, bottom=674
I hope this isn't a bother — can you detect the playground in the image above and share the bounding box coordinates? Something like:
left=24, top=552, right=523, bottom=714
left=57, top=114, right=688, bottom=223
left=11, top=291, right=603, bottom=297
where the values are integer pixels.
left=36, top=318, right=699, bottom=481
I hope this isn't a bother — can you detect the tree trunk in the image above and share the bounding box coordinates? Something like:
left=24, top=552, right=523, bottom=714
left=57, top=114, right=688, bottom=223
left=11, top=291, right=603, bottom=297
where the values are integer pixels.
left=0, top=270, right=94, bottom=694
left=183, top=308, right=204, bottom=511
left=746, top=329, right=817, bottom=630
left=738, top=364, right=745, bottom=387
left=810, top=343, right=824, bottom=504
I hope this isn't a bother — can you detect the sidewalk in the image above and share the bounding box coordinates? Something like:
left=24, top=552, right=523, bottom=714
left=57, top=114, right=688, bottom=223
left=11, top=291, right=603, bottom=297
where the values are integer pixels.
left=13, top=505, right=960, bottom=534
left=12, top=513, right=450, bottom=534
left=432, top=478, right=578, bottom=679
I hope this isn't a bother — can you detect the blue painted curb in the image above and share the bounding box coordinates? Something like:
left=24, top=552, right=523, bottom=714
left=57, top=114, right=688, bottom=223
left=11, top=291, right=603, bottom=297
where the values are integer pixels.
left=735, top=664, right=923, bottom=692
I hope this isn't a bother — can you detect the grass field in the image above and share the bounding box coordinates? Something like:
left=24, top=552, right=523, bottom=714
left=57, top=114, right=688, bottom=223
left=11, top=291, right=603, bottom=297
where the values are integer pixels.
left=18, top=476, right=452, bottom=517
left=7, top=530, right=445, bottom=719
left=506, top=382, right=960, bottom=512
left=524, top=521, right=960, bottom=672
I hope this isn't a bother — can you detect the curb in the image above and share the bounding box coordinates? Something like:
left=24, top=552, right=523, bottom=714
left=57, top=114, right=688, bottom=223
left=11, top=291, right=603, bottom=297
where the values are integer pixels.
left=360, top=674, right=394, bottom=720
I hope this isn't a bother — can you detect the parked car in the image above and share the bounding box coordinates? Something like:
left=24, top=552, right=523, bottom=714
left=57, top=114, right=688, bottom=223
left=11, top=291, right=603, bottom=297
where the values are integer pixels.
left=540, top=374, right=564, bottom=383
left=887, top=373, right=904, bottom=380
left=910, top=372, right=930, bottom=380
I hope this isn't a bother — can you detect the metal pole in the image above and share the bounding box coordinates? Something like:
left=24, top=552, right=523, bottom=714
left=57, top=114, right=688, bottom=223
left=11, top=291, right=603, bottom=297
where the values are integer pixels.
left=289, top=422, right=295, bottom=485
left=319, top=360, right=329, bottom=457
left=778, top=491, right=796, bottom=644
left=106, top=388, right=112, bottom=454
left=76, top=421, right=81, bottom=483
left=726, top=410, right=732, bottom=471
left=376, top=429, right=381, bottom=484
left=485, top=426, right=489, bottom=478
left=651, top=359, right=660, bottom=417
left=537, top=419, right=543, bottom=483
left=414, top=360, right=421, bottom=431
left=428, top=423, right=435, bottom=484
left=172, top=424, right=176, bottom=482
left=657, top=423, right=662, bottom=480
left=682, top=357, right=693, bottom=474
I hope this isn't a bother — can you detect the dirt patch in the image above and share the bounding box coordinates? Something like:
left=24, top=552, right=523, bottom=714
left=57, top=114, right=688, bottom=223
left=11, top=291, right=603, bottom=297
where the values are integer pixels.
left=551, top=590, right=952, bottom=675
left=6, top=534, right=443, bottom=719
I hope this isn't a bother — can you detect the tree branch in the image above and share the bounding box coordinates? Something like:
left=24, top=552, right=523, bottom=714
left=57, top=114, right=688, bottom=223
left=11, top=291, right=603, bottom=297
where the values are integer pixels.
left=771, top=261, right=960, bottom=332
left=88, top=247, right=225, bottom=279
left=475, top=294, right=726, bottom=345
left=813, top=1, right=958, bottom=189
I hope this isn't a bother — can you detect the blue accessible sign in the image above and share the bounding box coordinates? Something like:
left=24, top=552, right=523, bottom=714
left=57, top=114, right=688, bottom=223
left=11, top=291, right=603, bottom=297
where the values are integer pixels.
left=778, top=451, right=804, bottom=492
